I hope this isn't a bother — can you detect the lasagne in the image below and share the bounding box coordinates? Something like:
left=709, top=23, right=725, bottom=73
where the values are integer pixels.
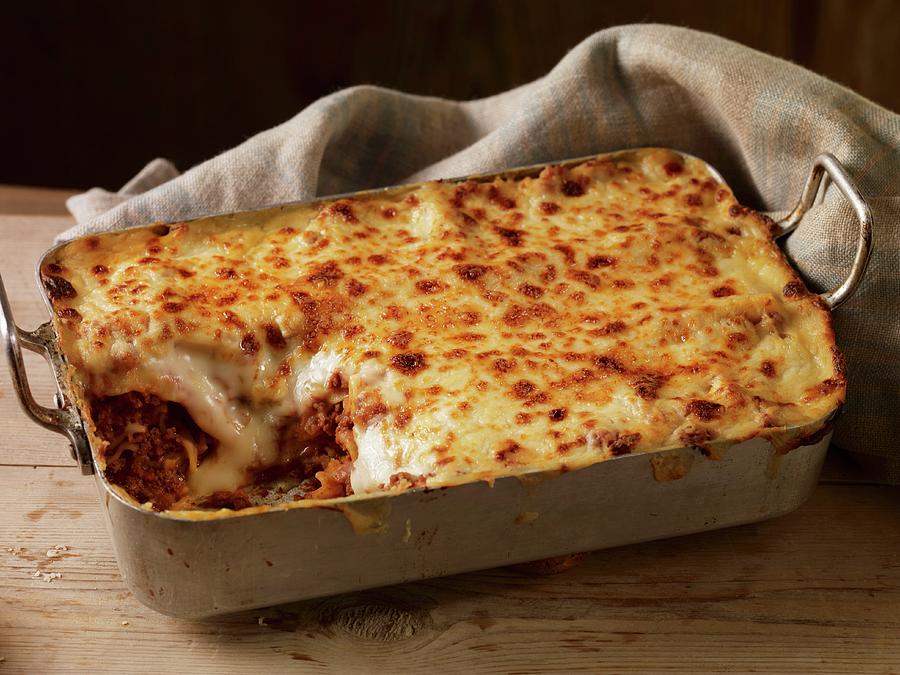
left=41, top=149, right=845, bottom=511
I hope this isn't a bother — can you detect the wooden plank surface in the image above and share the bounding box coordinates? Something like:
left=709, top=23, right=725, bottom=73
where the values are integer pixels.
left=1, top=187, right=899, bottom=674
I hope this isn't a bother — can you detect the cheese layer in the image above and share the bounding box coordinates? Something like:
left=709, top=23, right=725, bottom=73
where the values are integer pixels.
left=43, top=149, right=845, bottom=506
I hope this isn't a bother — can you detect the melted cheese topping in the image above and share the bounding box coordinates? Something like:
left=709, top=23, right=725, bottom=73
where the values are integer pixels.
left=44, top=148, right=844, bottom=505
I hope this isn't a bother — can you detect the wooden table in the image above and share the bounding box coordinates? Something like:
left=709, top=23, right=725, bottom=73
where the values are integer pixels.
left=1, top=186, right=898, bottom=674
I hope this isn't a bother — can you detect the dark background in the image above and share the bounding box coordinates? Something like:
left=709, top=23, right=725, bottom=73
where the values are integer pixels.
left=4, top=0, right=898, bottom=190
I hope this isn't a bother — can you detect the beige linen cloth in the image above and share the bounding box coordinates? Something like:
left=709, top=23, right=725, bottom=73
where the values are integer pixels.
left=63, top=25, right=900, bottom=483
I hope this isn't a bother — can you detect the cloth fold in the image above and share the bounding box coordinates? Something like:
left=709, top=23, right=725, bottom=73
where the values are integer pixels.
left=62, top=24, right=900, bottom=483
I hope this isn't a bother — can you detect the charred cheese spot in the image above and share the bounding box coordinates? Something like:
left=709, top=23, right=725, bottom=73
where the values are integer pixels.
left=415, top=279, right=443, bottom=294
left=712, top=285, right=735, bottom=298
left=454, top=264, right=488, bottom=282
left=562, top=180, right=585, bottom=197
left=783, top=280, right=807, bottom=298
left=540, top=202, right=560, bottom=215
left=685, top=194, right=703, bottom=207
left=597, top=320, right=626, bottom=335
left=553, top=244, right=576, bottom=265
left=381, top=305, right=404, bottom=320
left=496, top=440, right=521, bottom=463
left=394, top=407, right=412, bottom=428
left=343, top=324, right=363, bottom=338
left=630, top=372, right=668, bottom=400
left=518, top=283, right=544, bottom=298
left=557, top=437, right=586, bottom=455
left=511, top=380, right=537, bottom=398
left=568, top=270, right=602, bottom=290
left=329, top=201, right=358, bottom=223
left=346, top=279, right=368, bottom=297
left=262, top=323, right=286, bottom=349
left=487, top=185, right=516, bottom=209
left=588, top=255, right=616, bottom=268
left=387, top=330, right=413, bottom=348
left=685, top=399, right=725, bottom=420
left=502, top=303, right=555, bottom=327
left=42, top=275, right=77, bottom=300
left=240, top=333, right=260, bottom=355
left=727, top=332, right=748, bottom=349
left=390, top=352, right=427, bottom=375
left=548, top=408, right=567, bottom=422
left=307, top=261, right=343, bottom=286
left=594, top=355, right=626, bottom=373
left=495, top=226, right=524, bottom=247
left=216, top=267, right=238, bottom=279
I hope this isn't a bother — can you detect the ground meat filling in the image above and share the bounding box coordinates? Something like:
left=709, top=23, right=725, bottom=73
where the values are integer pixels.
left=253, top=398, right=355, bottom=500
left=90, top=391, right=355, bottom=511
left=90, top=392, right=216, bottom=511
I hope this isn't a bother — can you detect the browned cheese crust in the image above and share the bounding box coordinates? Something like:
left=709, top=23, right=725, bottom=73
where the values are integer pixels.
left=41, top=149, right=845, bottom=510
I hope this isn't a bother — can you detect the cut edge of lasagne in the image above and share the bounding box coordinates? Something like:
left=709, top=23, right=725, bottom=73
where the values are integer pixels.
left=42, top=148, right=845, bottom=514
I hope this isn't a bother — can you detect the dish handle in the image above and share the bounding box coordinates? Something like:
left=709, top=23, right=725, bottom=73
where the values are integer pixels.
left=775, top=153, right=873, bottom=309
left=0, top=273, right=93, bottom=474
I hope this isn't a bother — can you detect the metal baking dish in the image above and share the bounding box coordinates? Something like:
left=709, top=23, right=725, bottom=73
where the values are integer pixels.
left=1, top=150, right=872, bottom=618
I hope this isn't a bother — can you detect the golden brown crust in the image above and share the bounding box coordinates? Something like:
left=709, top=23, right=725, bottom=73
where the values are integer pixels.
left=44, top=148, right=845, bottom=509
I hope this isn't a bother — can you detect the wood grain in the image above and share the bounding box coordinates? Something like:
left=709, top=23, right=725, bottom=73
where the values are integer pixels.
left=0, top=187, right=77, bottom=217
left=1, top=188, right=899, bottom=673
left=1, top=467, right=899, bottom=673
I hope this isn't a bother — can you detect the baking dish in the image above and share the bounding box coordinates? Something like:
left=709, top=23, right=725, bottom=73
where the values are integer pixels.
left=1, top=150, right=872, bottom=617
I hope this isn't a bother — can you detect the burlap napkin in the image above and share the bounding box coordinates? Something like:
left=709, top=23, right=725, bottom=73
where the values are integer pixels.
left=62, top=24, right=900, bottom=483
